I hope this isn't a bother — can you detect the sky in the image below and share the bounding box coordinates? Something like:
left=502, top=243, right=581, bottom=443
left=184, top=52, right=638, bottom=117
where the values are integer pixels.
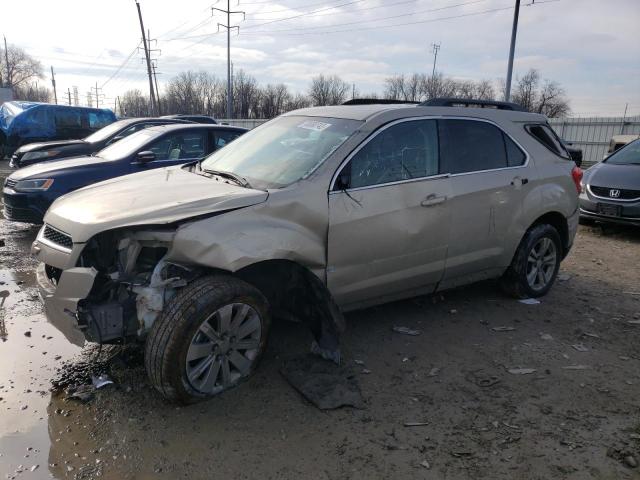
left=2, top=0, right=639, bottom=116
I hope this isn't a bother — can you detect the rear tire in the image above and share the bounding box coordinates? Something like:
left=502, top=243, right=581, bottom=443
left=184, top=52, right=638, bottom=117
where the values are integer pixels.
left=500, top=224, right=562, bottom=299
left=144, top=275, right=270, bottom=404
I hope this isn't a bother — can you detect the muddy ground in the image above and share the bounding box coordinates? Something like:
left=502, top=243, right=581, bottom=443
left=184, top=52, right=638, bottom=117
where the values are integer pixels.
left=1, top=171, right=639, bottom=479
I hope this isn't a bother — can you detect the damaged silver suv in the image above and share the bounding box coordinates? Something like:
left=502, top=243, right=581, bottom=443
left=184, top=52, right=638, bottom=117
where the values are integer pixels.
left=33, top=98, right=581, bottom=403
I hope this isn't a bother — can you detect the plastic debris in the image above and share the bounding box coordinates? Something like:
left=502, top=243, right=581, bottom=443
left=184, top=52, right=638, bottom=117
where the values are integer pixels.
left=392, top=326, right=421, bottom=336
left=91, top=374, right=114, bottom=389
left=280, top=355, right=364, bottom=410
left=404, top=421, right=429, bottom=427
left=491, top=326, right=516, bottom=332
left=508, top=368, right=537, bottom=375
left=519, top=298, right=541, bottom=305
left=420, top=460, right=431, bottom=469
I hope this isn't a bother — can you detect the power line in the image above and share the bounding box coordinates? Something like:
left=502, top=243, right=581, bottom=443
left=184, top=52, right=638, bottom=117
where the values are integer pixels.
left=101, top=45, right=141, bottom=88
left=240, top=5, right=517, bottom=36
left=241, top=0, right=490, bottom=34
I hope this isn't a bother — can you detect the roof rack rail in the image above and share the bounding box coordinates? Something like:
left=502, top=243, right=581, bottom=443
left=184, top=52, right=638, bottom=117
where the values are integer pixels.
left=419, top=97, right=527, bottom=112
left=342, top=99, right=419, bottom=106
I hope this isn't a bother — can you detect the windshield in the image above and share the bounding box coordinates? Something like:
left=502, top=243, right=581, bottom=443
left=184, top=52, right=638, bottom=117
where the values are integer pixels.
left=84, top=120, right=130, bottom=143
left=199, top=115, right=362, bottom=189
left=605, top=139, right=640, bottom=165
left=96, top=129, right=158, bottom=161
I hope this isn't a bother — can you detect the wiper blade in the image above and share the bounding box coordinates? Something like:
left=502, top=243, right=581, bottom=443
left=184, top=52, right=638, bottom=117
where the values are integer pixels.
left=202, top=168, right=251, bottom=188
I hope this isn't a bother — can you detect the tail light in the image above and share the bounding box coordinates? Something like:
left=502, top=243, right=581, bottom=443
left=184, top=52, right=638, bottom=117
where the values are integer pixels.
left=571, top=166, right=583, bottom=194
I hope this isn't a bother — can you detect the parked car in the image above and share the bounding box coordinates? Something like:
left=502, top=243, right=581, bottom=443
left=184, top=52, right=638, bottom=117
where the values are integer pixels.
left=579, top=138, right=640, bottom=226
left=9, top=117, right=195, bottom=169
left=2, top=124, right=246, bottom=223
left=603, top=134, right=640, bottom=160
left=0, top=101, right=116, bottom=159
left=161, top=114, right=217, bottom=124
left=30, top=99, right=580, bottom=403
left=561, top=139, right=583, bottom=167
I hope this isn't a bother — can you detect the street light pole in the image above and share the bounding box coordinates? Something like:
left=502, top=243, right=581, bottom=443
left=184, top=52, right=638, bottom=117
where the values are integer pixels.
left=504, top=0, right=521, bottom=102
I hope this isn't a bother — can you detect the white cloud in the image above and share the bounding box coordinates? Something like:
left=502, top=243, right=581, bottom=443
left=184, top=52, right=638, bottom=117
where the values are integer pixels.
left=1, top=0, right=638, bottom=115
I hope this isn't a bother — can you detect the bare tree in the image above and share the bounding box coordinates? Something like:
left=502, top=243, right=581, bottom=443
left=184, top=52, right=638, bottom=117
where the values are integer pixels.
left=12, top=83, right=51, bottom=102
left=0, top=43, right=43, bottom=89
left=422, top=73, right=457, bottom=100
left=507, top=68, right=570, bottom=117
left=454, top=80, right=476, bottom=99
left=260, top=83, right=291, bottom=118
left=308, top=74, right=350, bottom=106
left=536, top=79, right=569, bottom=117
left=474, top=79, right=495, bottom=100
left=120, top=89, right=149, bottom=117
left=233, top=70, right=260, bottom=119
left=285, top=93, right=311, bottom=111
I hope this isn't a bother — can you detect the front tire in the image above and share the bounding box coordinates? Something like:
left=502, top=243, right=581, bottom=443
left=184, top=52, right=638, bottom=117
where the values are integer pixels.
left=144, top=275, right=270, bottom=403
left=500, top=224, right=562, bottom=299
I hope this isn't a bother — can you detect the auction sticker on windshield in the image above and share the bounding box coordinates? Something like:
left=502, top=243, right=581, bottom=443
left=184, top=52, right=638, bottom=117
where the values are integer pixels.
left=298, top=120, right=332, bottom=131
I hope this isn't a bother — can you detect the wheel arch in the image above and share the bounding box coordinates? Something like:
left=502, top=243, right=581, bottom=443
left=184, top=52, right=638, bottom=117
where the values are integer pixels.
left=528, top=211, right=569, bottom=258
left=233, top=259, right=345, bottom=362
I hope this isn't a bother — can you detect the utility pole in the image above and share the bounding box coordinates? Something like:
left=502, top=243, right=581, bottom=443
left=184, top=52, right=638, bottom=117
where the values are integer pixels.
left=67, top=88, right=72, bottom=106
left=148, top=29, right=162, bottom=109
left=91, top=82, right=104, bottom=108
left=504, top=0, right=521, bottom=102
left=3, top=35, right=10, bottom=87
left=431, top=43, right=441, bottom=78
left=73, top=86, right=79, bottom=106
left=352, top=83, right=356, bottom=100
left=50, top=66, right=58, bottom=104
left=135, top=1, right=156, bottom=116
left=152, top=62, right=161, bottom=115
left=214, top=1, right=245, bottom=119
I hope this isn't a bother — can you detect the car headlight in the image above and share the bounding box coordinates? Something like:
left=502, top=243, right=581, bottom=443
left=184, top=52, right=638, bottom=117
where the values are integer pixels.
left=22, top=150, right=60, bottom=161
left=14, top=179, right=54, bottom=191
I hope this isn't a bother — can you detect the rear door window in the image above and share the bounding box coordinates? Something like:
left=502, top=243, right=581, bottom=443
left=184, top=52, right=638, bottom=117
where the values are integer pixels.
left=214, top=130, right=242, bottom=150
left=341, top=119, right=439, bottom=189
left=526, top=124, right=570, bottom=158
left=438, top=119, right=508, bottom=174
left=147, top=131, right=207, bottom=161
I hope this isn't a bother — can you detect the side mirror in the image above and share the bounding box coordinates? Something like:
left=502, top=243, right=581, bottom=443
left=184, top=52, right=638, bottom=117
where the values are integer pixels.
left=136, top=150, right=156, bottom=163
left=335, top=172, right=350, bottom=191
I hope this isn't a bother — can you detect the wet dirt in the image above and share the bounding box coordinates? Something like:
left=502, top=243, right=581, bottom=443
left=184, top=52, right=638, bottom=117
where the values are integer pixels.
left=0, top=200, right=639, bottom=478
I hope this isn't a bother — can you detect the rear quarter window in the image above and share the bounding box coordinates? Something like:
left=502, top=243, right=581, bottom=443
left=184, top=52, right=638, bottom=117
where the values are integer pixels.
left=526, top=124, right=570, bottom=159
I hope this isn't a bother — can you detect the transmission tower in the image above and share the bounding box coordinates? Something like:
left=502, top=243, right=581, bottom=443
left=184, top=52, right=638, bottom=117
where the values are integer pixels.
left=431, top=43, right=441, bottom=78
left=213, top=1, right=245, bottom=119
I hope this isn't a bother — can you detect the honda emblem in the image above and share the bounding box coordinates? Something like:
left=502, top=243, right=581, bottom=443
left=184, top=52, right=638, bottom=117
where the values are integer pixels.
left=609, top=189, right=621, bottom=198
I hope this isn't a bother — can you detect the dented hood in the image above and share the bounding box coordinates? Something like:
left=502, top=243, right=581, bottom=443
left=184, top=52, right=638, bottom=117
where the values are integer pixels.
left=44, top=166, right=269, bottom=243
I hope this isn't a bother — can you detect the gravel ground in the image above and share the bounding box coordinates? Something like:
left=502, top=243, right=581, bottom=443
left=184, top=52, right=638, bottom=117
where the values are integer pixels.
left=0, top=195, right=639, bottom=479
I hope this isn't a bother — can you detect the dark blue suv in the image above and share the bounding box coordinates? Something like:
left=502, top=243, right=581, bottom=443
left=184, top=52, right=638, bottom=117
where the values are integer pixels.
left=2, top=123, right=246, bottom=223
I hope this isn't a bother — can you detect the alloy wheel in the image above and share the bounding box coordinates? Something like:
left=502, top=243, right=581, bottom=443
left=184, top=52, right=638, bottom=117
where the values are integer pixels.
left=526, top=237, right=557, bottom=291
left=185, top=303, right=262, bottom=394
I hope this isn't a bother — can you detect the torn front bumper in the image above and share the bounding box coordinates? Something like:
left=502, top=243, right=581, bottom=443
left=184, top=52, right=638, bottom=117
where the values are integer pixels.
left=36, top=262, right=97, bottom=346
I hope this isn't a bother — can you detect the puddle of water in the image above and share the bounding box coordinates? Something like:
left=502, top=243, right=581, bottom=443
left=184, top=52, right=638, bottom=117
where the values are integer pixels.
left=0, top=269, right=81, bottom=479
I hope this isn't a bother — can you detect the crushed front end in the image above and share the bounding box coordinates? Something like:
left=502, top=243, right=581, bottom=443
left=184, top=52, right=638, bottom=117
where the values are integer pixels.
left=33, top=224, right=190, bottom=346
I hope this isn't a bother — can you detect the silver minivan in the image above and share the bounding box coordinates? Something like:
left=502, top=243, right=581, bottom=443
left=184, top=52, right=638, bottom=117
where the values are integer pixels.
left=32, top=98, right=581, bottom=402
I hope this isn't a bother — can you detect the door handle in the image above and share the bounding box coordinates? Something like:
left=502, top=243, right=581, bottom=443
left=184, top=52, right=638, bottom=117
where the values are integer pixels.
left=421, top=194, right=447, bottom=207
